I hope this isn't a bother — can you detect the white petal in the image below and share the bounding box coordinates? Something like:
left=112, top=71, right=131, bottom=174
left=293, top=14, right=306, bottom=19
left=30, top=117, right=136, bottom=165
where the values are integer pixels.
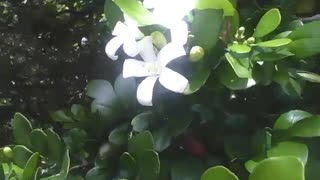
left=137, top=76, right=158, bottom=106
left=157, top=43, right=186, bottom=67
left=123, top=59, right=152, bottom=78
left=139, top=36, right=157, bottom=62
left=143, top=0, right=157, bottom=9
left=112, top=21, right=128, bottom=36
left=159, top=67, right=188, bottom=93
left=171, top=20, right=189, bottom=45
left=123, top=38, right=140, bottom=57
left=105, top=37, right=124, bottom=60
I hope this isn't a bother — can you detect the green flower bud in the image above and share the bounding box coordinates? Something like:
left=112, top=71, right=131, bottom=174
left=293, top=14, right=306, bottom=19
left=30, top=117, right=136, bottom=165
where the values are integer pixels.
left=189, top=46, right=205, bottom=62
left=232, top=41, right=239, bottom=44
left=247, top=37, right=255, bottom=44
left=151, top=31, right=167, bottom=49
left=3, top=147, right=13, bottom=159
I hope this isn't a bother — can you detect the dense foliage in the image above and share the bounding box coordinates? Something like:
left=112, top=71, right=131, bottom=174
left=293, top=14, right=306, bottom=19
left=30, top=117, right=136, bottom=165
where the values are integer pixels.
left=1, top=0, right=320, bottom=179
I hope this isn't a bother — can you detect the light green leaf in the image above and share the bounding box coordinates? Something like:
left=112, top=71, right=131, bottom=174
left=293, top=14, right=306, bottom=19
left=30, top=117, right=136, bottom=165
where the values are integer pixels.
left=225, top=53, right=252, bottom=78
left=228, top=44, right=251, bottom=53
left=253, top=8, right=281, bottom=38
left=288, top=116, right=320, bottom=137
left=201, top=166, right=239, bottom=180
left=113, top=0, right=156, bottom=26
left=273, top=31, right=292, bottom=39
left=296, top=71, right=320, bottom=83
left=22, top=153, right=39, bottom=180
left=288, top=21, right=320, bottom=40
left=109, top=123, right=130, bottom=146
left=195, top=0, right=235, bottom=16
left=289, top=38, right=320, bottom=58
left=12, top=113, right=33, bottom=148
left=267, top=141, right=308, bottom=165
left=131, top=111, right=154, bottom=132
left=273, top=110, right=312, bottom=130
left=192, top=9, right=223, bottom=51
left=256, top=38, right=292, bottom=47
left=249, top=157, right=304, bottom=180
left=138, top=150, right=160, bottom=180
left=128, top=131, right=154, bottom=159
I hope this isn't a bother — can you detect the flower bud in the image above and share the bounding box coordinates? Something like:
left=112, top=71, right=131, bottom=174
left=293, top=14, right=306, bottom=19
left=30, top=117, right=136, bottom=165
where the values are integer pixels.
left=247, top=37, right=255, bottom=44
left=151, top=31, right=167, bottom=49
left=3, top=147, right=13, bottom=159
left=189, top=46, right=205, bottom=62
left=238, top=26, right=245, bottom=34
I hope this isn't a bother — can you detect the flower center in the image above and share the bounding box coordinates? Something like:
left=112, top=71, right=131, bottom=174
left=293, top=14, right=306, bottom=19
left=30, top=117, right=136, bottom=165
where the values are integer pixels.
left=145, top=62, right=162, bottom=75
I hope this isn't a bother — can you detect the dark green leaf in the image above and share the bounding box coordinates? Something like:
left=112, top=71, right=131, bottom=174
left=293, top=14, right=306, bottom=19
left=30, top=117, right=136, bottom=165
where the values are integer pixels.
left=22, top=153, right=39, bottom=180
left=13, top=145, right=33, bottom=168
left=44, top=129, right=64, bottom=163
left=30, top=129, right=47, bottom=155
left=104, top=0, right=123, bottom=27
left=273, top=110, right=312, bottom=130
left=167, top=115, right=192, bottom=137
left=171, top=158, right=205, bottom=180
left=86, top=80, right=117, bottom=105
left=128, top=131, right=154, bottom=159
left=12, top=113, right=32, bottom=148
left=120, top=152, right=137, bottom=178
left=253, top=8, right=281, bottom=38
left=131, top=111, right=154, bottom=132
left=109, top=123, right=130, bottom=146
left=114, top=75, right=137, bottom=109
left=201, top=166, right=239, bottom=180
left=225, top=53, right=252, bottom=78
left=71, top=104, right=90, bottom=122
left=49, top=110, right=74, bottom=123
left=63, top=128, right=87, bottom=153
left=289, top=38, right=320, bottom=58
left=255, top=52, right=293, bottom=61
left=40, top=150, right=70, bottom=180
left=288, top=21, right=320, bottom=40
left=152, top=128, right=171, bottom=152
left=85, top=167, right=112, bottom=180
left=224, top=134, right=250, bottom=160
left=138, top=150, right=160, bottom=180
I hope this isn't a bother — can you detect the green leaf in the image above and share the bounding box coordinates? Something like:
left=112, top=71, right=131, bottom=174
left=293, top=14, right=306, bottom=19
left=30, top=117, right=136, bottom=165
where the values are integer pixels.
left=249, top=157, right=304, bottom=180
left=113, top=0, right=156, bottom=26
left=281, top=78, right=303, bottom=97
left=12, top=113, right=33, bottom=148
left=128, top=131, right=154, bottom=159
left=273, top=31, right=292, bottom=39
left=131, top=111, right=154, bottom=132
left=224, top=134, right=250, bottom=160
left=195, top=0, right=235, bottom=16
left=120, top=152, right=137, bottom=178
left=288, top=21, right=320, bottom=40
left=30, top=129, right=48, bottom=155
left=228, top=44, right=251, bottom=53
left=225, top=53, right=252, bottom=78
left=192, top=9, right=223, bottom=51
left=85, top=167, right=112, bottom=180
left=109, top=123, right=130, bottom=146
left=184, top=66, right=211, bottom=95
left=86, top=80, right=117, bottom=105
left=22, top=153, right=39, bottom=180
left=289, top=38, right=320, bottom=58
left=171, top=158, right=205, bottom=180
left=167, top=115, right=192, bottom=137
left=245, top=160, right=259, bottom=173
left=267, top=141, right=308, bottom=165
left=71, top=104, right=90, bottom=122
left=273, top=110, right=313, bottom=130
left=138, top=150, right=160, bottom=180
left=255, top=52, right=293, bottom=61
left=104, top=0, right=123, bottom=27
left=152, top=128, right=171, bottom=152
left=295, top=71, right=320, bottom=83
left=44, top=129, right=64, bottom=163
left=288, top=116, right=320, bottom=137
left=256, top=38, right=292, bottom=47
left=114, top=75, right=137, bottom=109
left=253, top=8, right=281, bottom=38
left=40, top=150, right=70, bottom=180
left=251, top=130, right=272, bottom=156
left=201, top=166, right=239, bottom=180
left=219, top=62, right=256, bottom=90
left=49, top=110, right=74, bottom=123
left=63, top=128, right=87, bottom=153
left=13, top=145, right=33, bottom=168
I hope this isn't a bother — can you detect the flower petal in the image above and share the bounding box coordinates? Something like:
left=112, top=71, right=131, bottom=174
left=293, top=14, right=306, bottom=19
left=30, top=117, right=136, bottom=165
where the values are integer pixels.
left=171, top=20, right=189, bottom=45
left=123, top=59, right=152, bottom=78
left=139, top=36, right=157, bottom=62
left=137, top=76, right=158, bottom=106
left=105, top=37, right=124, bottom=60
left=123, top=38, right=140, bottom=57
left=157, top=43, right=186, bottom=67
left=143, top=0, right=157, bottom=9
left=112, top=21, right=128, bottom=36
left=159, top=67, right=188, bottom=93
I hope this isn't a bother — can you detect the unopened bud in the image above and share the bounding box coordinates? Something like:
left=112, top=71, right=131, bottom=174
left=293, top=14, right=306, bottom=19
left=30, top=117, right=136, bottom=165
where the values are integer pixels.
left=235, top=26, right=246, bottom=40
left=151, top=31, right=167, bottom=49
left=3, top=147, right=13, bottom=159
left=238, top=26, right=245, bottom=34
left=189, top=46, right=205, bottom=62
left=247, top=37, right=255, bottom=44
left=233, top=41, right=239, bottom=44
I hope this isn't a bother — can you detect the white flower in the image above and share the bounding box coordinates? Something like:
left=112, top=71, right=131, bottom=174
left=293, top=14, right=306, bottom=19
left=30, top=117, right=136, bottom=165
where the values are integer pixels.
left=143, top=0, right=195, bottom=28
left=122, top=21, right=189, bottom=106
left=105, top=16, right=144, bottom=60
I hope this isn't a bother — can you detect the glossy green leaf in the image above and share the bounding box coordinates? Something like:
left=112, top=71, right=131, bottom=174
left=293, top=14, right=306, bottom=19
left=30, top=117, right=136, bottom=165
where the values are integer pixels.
left=256, top=38, right=292, bottom=47
left=253, top=8, right=281, bottom=38
left=184, top=66, right=211, bottom=95
left=13, top=145, right=33, bottom=168
left=289, top=38, right=320, bottom=58
left=128, top=131, right=154, bottom=159
left=40, top=150, right=70, bottom=180
left=273, top=110, right=312, bottom=130
left=152, top=128, right=171, bottom=152
left=288, top=21, right=320, bottom=40
left=104, top=0, right=123, bottom=27
left=30, top=129, right=47, bottom=155
left=138, top=150, right=160, bottom=180
left=228, top=44, right=251, bottom=53
left=195, top=0, right=235, bottom=16
left=267, top=141, right=308, bottom=165
left=12, top=113, right=33, bottom=148
left=192, top=9, right=223, bottom=51
left=249, top=157, right=304, bottom=180
left=171, top=158, right=205, bottom=180
left=201, top=166, right=239, bottom=180
left=120, top=152, right=137, bottom=178
left=109, top=123, right=130, bottom=146
left=85, top=167, right=112, bottom=180
left=113, top=0, right=156, bottom=26
left=131, top=111, right=154, bottom=132
left=288, top=116, right=320, bottom=137
left=296, top=71, right=320, bottom=83
left=22, top=153, right=39, bottom=180
left=44, top=129, right=64, bottom=163
left=114, top=74, right=137, bottom=109
left=225, top=53, right=252, bottom=78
